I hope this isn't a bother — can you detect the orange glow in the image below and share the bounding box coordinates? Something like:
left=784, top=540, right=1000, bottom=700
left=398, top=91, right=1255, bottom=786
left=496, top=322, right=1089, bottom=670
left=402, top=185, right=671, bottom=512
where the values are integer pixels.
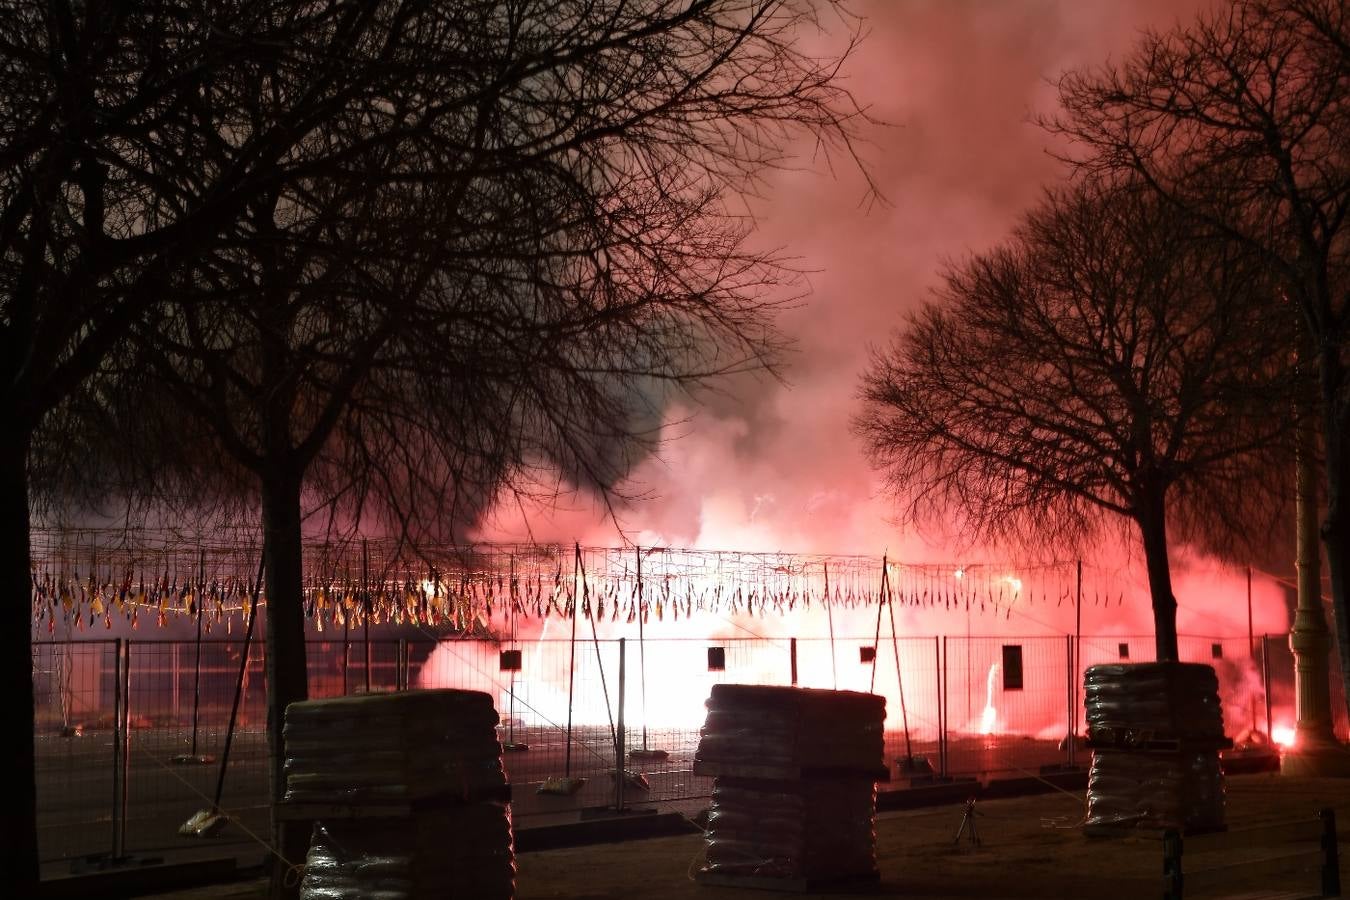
left=1272, top=725, right=1296, bottom=748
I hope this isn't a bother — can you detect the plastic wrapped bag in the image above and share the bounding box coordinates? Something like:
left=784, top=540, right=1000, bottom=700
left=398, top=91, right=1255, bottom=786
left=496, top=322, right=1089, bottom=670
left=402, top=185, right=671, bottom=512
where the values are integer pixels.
left=702, top=776, right=878, bottom=881
left=695, top=685, right=886, bottom=775
left=1085, top=748, right=1225, bottom=831
left=1084, top=663, right=1226, bottom=744
left=283, top=689, right=506, bottom=803
left=300, top=805, right=515, bottom=900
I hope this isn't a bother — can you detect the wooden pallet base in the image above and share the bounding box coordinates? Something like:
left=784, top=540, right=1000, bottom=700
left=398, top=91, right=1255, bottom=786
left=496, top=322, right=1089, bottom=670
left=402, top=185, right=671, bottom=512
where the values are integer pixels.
left=692, top=760, right=890, bottom=782
left=1086, top=732, right=1233, bottom=753
left=1083, top=821, right=1228, bottom=839
left=278, top=784, right=511, bottom=820
left=693, top=869, right=880, bottom=893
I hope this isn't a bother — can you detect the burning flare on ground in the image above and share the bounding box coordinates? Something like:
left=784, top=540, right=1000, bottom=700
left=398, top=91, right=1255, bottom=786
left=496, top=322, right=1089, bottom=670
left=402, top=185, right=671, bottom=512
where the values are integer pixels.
left=980, top=662, right=1000, bottom=735
left=1272, top=724, right=1296, bottom=748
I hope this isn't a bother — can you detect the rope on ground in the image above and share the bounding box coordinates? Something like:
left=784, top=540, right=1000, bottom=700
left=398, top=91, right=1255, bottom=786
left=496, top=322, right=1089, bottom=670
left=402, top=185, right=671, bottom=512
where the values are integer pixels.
left=686, top=838, right=709, bottom=882
left=948, top=764, right=1089, bottom=829
left=127, top=729, right=305, bottom=880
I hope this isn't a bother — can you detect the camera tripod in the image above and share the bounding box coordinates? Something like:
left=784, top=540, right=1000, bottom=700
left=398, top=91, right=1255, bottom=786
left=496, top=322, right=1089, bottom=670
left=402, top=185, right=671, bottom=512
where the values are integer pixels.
left=953, top=797, right=981, bottom=847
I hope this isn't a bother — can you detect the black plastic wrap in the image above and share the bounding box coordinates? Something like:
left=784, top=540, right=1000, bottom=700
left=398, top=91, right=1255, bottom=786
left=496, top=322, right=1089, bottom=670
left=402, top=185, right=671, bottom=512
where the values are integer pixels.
left=1083, top=663, right=1225, bottom=743
left=695, top=685, right=886, bottom=774
left=1085, top=748, right=1225, bottom=831
left=283, top=690, right=505, bottom=803
left=692, top=685, right=885, bottom=885
left=701, top=776, right=878, bottom=881
left=299, top=803, right=515, bottom=900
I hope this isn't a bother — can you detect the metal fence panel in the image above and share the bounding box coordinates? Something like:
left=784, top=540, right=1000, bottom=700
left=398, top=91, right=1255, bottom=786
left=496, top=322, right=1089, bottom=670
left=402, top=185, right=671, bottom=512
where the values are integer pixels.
left=31, top=628, right=1348, bottom=869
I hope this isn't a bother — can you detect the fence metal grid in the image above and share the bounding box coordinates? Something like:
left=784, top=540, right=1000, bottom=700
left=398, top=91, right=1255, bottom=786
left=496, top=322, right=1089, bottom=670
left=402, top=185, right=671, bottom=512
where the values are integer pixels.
left=31, top=630, right=1331, bottom=869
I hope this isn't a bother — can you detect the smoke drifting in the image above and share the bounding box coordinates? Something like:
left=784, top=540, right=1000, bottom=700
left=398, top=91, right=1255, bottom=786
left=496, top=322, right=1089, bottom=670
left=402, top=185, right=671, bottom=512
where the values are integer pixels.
left=474, top=0, right=1232, bottom=558
left=407, top=0, right=1300, bottom=744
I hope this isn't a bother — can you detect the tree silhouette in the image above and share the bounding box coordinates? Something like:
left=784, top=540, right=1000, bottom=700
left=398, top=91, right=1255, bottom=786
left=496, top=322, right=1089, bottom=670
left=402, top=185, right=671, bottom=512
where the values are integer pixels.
left=858, top=179, right=1296, bottom=660
left=0, top=2, right=440, bottom=886
left=7, top=1, right=874, bottom=891
left=1048, top=0, right=1350, bottom=688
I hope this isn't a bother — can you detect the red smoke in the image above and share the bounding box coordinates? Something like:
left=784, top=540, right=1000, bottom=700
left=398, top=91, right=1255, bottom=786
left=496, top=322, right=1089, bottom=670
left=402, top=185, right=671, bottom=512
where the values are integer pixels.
left=436, top=1, right=1300, bottom=737
left=472, top=0, right=1222, bottom=559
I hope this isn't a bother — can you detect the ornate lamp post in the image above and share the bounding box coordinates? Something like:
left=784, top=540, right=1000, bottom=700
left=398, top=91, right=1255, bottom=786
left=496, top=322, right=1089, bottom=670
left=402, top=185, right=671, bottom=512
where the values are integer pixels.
left=1281, top=411, right=1350, bottom=775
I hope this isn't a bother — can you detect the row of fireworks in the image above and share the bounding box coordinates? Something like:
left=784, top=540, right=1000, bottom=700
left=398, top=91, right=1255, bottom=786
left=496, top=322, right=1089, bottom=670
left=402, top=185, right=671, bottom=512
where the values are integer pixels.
left=29, top=530, right=1127, bottom=633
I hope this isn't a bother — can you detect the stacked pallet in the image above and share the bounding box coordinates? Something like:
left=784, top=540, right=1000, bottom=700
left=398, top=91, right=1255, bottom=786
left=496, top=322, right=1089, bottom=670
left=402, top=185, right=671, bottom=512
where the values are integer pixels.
left=284, top=690, right=514, bottom=900
left=693, top=685, right=887, bottom=890
left=1083, top=663, right=1229, bottom=834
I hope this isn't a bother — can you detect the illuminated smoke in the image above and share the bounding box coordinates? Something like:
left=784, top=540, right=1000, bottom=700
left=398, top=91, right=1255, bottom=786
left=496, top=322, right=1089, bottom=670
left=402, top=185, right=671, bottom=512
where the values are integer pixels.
left=431, top=0, right=1293, bottom=744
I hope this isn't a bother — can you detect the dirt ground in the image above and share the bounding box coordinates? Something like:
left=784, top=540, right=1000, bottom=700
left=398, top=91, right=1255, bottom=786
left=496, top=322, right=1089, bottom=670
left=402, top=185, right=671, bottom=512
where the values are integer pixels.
left=135, top=773, right=1350, bottom=900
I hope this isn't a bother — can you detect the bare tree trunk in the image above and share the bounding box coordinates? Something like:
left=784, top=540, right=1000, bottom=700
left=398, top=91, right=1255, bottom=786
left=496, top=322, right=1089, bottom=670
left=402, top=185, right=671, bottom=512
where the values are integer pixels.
left=261, top=468, right=309, bottom=900
left=1138, top=491, right=1180, bottom=662
left=1318, top=352, right=1350, bottom=729
left=0, top=429, right=39, bottom=894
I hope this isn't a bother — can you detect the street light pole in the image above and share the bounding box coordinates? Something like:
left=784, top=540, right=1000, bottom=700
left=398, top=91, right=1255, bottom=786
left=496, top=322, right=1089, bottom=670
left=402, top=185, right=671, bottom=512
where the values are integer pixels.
left=1283, top=404, right=1350, bottom=774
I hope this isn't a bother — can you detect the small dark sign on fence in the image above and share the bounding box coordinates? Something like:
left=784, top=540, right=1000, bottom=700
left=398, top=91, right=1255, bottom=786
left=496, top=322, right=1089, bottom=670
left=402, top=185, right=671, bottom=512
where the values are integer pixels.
left=1002, top=644, right=1024, bottom=691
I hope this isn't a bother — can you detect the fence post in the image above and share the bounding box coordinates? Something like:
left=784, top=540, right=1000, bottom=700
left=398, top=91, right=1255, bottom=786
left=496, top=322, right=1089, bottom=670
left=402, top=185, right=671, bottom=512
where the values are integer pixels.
left=935, top=636, right=945, bottom=778
left=1321, top=807, right=1340, bottom=897
left=172, top=642, right=180, bottom=723
left=790, top=637, right=798, bottom=686
left=1162, top=829, right=1184, bottom=900
left=398, top=638, right=409, bottom=691
left=363, top=540, right=372, bottom=693
left=111, top=638, right=123, bottom=859
left=941, top=636, right=949, bottom=778
left=121, top=640, right=131, bottom=856
left=190, top=555, right=204, bottom=757
left=1262, top=634, right=1273, bottom=739
left=112, top=639, right=131, bottom=860
left=615, top=638, right=626, bottom=813
left=1066, top=634, right=1075, bottom=768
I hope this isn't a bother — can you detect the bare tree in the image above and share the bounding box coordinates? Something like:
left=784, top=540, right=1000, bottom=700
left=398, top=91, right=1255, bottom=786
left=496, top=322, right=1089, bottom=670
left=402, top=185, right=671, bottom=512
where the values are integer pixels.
left=38, top=2, right=875, bottom=895
left=0, top=2, right=456, bottom=886
left=1047, top=0, right=1350, bottom=681
left=858, top=179, right=1296, bottom=660
left=6, top=0, right=872, bottom=887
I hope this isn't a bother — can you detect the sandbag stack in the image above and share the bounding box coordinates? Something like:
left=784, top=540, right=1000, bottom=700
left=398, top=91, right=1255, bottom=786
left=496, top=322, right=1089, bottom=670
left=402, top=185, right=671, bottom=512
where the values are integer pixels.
left=301, top=805, right=514, bottom=900
left=284, top=690, right=513, bottom=900
left=693, top=685, right=887, bottom=889
left=1083, top=663, right=1229, bottom=833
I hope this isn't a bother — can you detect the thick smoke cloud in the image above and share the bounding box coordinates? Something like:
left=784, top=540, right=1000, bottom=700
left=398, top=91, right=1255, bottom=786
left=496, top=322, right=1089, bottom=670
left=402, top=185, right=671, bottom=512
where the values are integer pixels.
left=476, top=0, right=1224, bottom=560
left=437, top=0, right=1302, bottom=742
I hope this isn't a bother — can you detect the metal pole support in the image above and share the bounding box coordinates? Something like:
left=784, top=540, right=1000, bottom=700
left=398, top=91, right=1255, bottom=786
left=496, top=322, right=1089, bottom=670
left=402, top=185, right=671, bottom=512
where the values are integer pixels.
left=615, top=638, right=626, bottom=813
left=936, top=636, right=946, bottom=778
left=112, top=639, right=131, bottom=860
left=111, top=638, right=123, bottom=859
left=1163, top=829, right=1184, bottom=900
left=1066, top=634, right=1076, bottom=768
left=1322, top=807, right=1340, bottom=897
left=790, top=637, right=798, bottom=687
left=398, top=638, right=409, bottom=691
left=1262, top=634, right=1273, bottom=739
left=941, top=636, right=950, bottom=778
left=190, top=607, right=203, bottom=757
